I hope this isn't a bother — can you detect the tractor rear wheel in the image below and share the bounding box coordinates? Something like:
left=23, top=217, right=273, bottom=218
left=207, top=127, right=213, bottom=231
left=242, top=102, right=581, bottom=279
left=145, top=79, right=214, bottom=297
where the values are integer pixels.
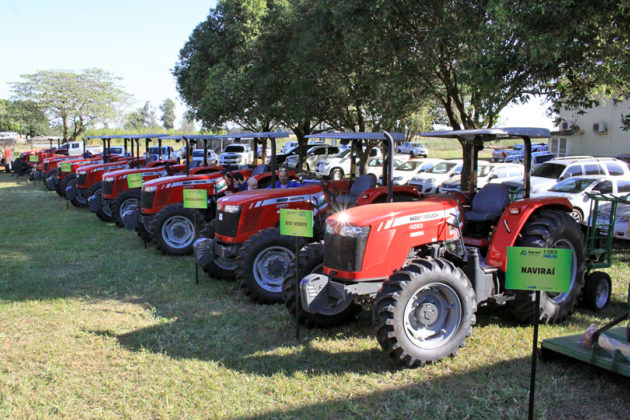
left=283, top=242, right=360, bottom=328
left=508, top=209, right=586, bottom=324
left=236, top=228, right=301, bottom=304
left=581, top=271, right=611, bottom=311
left=200, top=220, right=236, bottom=280
left=374, top=258, right=476, bottom=367
left=152, top=204, right=199, bottom=256
left=112, top=190, right=140, bottom=228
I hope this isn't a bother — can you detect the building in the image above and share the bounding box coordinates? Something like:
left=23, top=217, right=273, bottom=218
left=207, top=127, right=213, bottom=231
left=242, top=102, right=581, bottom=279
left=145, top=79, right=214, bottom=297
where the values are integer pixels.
left=550, top=97, right=630, bottom=158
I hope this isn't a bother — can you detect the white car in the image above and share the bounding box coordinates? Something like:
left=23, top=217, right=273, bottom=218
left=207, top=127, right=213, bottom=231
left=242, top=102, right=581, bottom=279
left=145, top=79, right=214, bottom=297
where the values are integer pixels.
left=365, top=157, right=404, bottom=179
left=534, top=176, right=630, bottom=224
left=219, top=143, right=254, bottom=167
left=285, top=144, right=340, bottom=170
left=409, top=159, right=463, bottom=195
left=597, top=203, right=630, bottom=240
left=147, top=146, right=180, bottom=161
left=315, top=147, right=380, bottom=180
left=281, top=141, right=298, bottom=154
left=386, top=158, right=445, bottom=185
left=524, top=156, right=630, bottom=194
left=440, top=162, right=524, bottom=192
left=191, top=149, right=218, bottom=166
left=396, top=142, right=428, bottom=157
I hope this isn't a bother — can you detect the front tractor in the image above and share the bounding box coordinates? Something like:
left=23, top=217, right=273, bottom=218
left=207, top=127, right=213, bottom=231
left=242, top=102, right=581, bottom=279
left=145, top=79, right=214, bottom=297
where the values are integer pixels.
left=195, top=132, right=420, bottom=304
left=287, top=128, right=588, bottom=368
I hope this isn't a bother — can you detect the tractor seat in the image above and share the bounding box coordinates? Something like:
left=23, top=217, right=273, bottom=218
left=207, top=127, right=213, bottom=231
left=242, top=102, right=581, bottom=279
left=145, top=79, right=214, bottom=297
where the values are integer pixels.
left=251, top=164, right=269, bottom=176
left=465, top=183, right=510, bottom=223
left=336, top=173, right=377, bottom=206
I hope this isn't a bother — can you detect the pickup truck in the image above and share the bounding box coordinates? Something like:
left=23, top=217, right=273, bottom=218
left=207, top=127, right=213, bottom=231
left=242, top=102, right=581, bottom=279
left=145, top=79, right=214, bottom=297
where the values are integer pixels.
left=219, top=143, right=253, bottom=167
left=67, top=141, right=103, bottom=156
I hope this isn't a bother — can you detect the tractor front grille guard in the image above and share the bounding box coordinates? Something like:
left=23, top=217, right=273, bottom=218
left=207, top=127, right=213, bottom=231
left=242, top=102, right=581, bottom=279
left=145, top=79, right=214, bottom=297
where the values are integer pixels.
left=140, top=190, right=155, bottom=210
left=102, top=180, right=114, bottom=195
left=323, top=232, right=368, bottom=273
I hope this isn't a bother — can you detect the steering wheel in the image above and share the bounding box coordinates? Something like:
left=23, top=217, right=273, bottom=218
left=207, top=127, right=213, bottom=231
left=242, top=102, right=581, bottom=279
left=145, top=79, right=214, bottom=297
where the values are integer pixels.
left=320, top=179, right=339, bottom=205
left=164, top=162, right=175, bottom=176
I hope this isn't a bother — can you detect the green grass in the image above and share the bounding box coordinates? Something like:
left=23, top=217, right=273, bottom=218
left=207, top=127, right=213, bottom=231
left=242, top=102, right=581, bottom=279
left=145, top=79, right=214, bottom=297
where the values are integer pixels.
left=1, top=173, right=630, bottom=419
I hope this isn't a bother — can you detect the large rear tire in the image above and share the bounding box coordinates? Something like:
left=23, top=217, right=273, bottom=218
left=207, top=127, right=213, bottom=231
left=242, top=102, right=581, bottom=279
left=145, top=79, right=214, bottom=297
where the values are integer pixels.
left=152, top=204, right=199, bottom=256
left=236, top=228, right=301, bottom=304
left=374, top=258, right=476, bottom=367
left=283, top=242, right=361, bottom=328
left=507, top=209, right=586, bottom=324
left=112, top=189, right=140, bottom=228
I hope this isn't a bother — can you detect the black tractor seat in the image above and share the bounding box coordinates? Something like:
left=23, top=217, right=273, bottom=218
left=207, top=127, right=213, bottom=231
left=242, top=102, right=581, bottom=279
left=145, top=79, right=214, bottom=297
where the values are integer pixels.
left=335, top=173, right=377, bottom=207
left=465, top=183, right=510, bottom=223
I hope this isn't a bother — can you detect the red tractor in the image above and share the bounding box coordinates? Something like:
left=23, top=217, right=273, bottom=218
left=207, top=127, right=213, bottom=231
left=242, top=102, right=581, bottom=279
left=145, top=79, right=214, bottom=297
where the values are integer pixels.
left=194, top=132, right=421, bottom=304
left=286, top=128, right=588, bottom=367
left=101, top=134, right=218, bottom=227
left=129, top=133, right=290, bottom=255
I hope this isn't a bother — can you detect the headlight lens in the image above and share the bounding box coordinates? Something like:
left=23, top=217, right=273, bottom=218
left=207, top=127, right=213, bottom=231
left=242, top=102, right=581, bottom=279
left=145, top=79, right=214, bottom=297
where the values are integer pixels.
left=144, top=186, right=158, bottom=193
left=223, top=204, right=242, bottom=214
left=340, top=225, right=370, bottom=238
left=103, top=176, right=116, bottom=182
left=426, top=178, right=435, bottom=184
left=77, top=170, right=87, bottom=175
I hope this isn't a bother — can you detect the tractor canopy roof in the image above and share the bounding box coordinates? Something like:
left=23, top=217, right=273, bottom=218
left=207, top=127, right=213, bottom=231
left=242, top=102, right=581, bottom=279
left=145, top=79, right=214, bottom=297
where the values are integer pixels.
left=85, top=134, right=169, bottom=139
left=420, top=127, right=550, bottom=141
left=214, top=132, right=289, bottom=139
left=305, top=131, right=405, bottom=141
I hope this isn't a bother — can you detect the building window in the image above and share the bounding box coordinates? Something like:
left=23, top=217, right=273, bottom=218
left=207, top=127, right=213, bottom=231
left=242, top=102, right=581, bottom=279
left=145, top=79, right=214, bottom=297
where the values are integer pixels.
left=550, top=137, right=567, bottom=157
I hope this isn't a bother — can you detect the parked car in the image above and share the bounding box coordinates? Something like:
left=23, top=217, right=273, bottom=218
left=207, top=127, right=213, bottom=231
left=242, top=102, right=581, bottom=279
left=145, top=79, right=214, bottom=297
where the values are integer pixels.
left=314, top=147, right=381, bottom=180
left=147, top=146, right=180, bottom=161
left=596, top=202, right=630, bottom=240
left=384, top=158, right=445, bottom=185
left=281, top=141, right=298, bottom=154
left=285, top=144, right=340, bottom=170
left=365, top=157, right=404, bottom=179
left=492, top=143, right=546, bottom=162
left=504, top=150, right=554, bottom=168
left=534, top=176, right=630, bottom=223
left=219, top=143, right=254, bottom=167
left=408, top=159, right=462, bottom=195
left=396, top=142, right=428, bottom=157
left=525, top=156, right=630, bottom=194
left=191, top=149, right=218, bottom=166
left=441, top=162, right=525, bottom=192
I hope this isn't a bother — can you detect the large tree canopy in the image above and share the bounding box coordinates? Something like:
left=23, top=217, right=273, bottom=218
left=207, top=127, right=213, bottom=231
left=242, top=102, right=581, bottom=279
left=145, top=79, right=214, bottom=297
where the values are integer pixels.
left=10, top=68, right=130, bottom=142
left=0, top=100, right=50, bottom=136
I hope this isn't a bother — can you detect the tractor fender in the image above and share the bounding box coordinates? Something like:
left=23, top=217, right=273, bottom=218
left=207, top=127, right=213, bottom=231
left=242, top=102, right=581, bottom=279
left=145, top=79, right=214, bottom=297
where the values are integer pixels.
left=485, top=197, right=573, bottom=271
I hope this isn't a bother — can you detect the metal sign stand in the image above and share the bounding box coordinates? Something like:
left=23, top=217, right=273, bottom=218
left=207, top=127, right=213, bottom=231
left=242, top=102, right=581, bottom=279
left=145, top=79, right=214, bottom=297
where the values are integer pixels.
left=195, top=210, right=199, bottom=285
left=528, top=291, right=541, bottom=420
left=295, top=236, right=300, bottom=339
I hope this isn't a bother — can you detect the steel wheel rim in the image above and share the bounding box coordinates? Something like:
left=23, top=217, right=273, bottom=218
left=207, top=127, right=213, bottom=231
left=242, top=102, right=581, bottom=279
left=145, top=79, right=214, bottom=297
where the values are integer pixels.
left=162, top=215, right=195, bottom=249
left=120, top=198, right=138, bottom=219
left=252, top=246, right=294, bottom=293
left=570, top=209, right=583, bottom=223
left=546, top=239, right=578, bottom=304
left=595, top=279, right=610, bottom=308
left=403, top=282, right=462, bottom=350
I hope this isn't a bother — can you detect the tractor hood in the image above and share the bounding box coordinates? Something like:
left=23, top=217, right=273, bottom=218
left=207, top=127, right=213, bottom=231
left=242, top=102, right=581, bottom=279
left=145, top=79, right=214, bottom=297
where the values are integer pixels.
left=77, top=161, right=131, bottom=174
left=326, top=196, right=461, bottom=230
left=217, top=184, right=323, bottom=207
left=103, top=165, right=169, bottom=181
left=142, top=172, right=226, bottom=191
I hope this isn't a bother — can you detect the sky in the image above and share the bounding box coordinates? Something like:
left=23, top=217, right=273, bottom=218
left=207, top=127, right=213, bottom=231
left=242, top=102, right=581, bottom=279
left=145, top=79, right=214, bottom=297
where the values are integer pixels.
left=0, top=0, right=556, bottom=131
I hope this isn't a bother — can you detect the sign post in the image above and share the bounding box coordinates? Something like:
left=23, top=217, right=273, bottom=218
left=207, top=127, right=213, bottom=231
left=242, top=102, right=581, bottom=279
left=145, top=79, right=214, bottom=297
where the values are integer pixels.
left=183, top=189, right=208, bottom=285
left=279, top=208, right=314, bottom=339
left=506, top=246, right=572, bottom=420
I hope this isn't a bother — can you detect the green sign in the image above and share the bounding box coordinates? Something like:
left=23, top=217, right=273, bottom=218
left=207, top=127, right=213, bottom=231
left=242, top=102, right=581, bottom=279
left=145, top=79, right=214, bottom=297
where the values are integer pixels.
left=29, top=154, right=38, bottom=162
left=279, top=209, right=313, bottom=237
left=183, top=189, right=208, bottom=209
left=61, top=162, right=72, bottom=172
left=506, top=247, right=572, bottom=293
left=127, top=173, right=143, bottom=188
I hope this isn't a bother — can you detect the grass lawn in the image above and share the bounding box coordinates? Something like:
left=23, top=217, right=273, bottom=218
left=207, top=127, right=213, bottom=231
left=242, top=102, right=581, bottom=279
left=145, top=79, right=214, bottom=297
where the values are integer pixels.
left=1, top=173, right=629, bottom=419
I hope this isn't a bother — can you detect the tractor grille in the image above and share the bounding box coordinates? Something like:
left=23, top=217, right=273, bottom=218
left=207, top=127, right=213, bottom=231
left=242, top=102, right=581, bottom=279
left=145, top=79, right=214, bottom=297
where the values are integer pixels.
left=215, top=211, right=240, bottom=238
left=141, top=190, right=155, bottom=210
left=323, top=232, right=368, bottom=272
left=102, top=180, right=114, bottom=196
left=78, top=173, right=87, bottom=185
left=43, top=162, right=48, bottom=171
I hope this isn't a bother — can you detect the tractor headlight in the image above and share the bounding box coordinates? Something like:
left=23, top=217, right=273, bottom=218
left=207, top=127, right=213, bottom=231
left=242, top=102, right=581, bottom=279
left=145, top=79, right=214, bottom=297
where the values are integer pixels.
left=339, top=225, right=370, bottom=238
left=103, top=176, right=116, bottom=182
left=223, top=204, right=242, bottom=214
left=77, top=170, right=87, bottom=175
left=144, top=186, right=158, bottom=193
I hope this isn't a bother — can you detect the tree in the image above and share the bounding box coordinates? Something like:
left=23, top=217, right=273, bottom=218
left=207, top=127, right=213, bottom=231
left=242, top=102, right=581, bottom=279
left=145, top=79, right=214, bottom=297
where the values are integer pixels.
left=159, top=98, right=176, bottom=130
left=179, top=110, right=197, bottom=132
left=125, top=101, right=159, bottom=130
left=0, top=100, right=50, bottom=136
left=10, top=69, right=130, bottom=142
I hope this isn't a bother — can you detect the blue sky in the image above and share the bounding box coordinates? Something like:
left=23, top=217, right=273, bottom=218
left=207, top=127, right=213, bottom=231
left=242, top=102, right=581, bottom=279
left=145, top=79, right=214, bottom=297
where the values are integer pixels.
left=0, top=0, right=555, bottom=130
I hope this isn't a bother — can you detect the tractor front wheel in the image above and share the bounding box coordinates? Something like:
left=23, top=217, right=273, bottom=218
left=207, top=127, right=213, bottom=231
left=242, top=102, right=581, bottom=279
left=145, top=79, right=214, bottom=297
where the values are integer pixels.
left=237, top=228, right=300, bottom=304
left=283, top=242, right=361, bottom=328
left=200, top=220, right=237, bottom=280
left=374, top=258, right=476, bottom=367
left=112, top=190, right=140, bottom=228
left=152, top=204, right=199, bottom=256
left=508, top=209, right=586, bottom=324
